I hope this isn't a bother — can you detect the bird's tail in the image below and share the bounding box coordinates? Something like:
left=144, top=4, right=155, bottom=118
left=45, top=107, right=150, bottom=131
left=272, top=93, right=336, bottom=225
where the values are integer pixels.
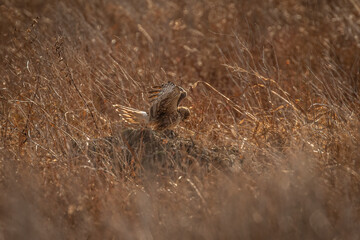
left=113, top=104, right=149, bottom=125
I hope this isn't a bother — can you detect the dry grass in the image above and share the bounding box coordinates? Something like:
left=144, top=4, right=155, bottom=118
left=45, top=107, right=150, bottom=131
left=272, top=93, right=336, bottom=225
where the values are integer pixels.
left=1, top=0, right=360, bottom=239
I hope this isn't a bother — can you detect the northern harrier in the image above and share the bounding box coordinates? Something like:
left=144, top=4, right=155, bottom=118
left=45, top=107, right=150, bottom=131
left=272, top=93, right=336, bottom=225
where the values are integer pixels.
left=113, top=82, right=190, bottom=131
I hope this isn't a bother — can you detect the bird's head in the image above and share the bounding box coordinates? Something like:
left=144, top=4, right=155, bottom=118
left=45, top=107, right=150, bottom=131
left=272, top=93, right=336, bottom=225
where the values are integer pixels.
left=178, top=107, right=190, bottom=121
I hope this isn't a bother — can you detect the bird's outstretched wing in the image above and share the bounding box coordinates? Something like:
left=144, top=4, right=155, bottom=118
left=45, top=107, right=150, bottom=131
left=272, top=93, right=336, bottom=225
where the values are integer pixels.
left=148, top=82, right=187, bottom=118
left=148, top=82, right=178, bottom=103
left=113, top=104, right=149, bottom=124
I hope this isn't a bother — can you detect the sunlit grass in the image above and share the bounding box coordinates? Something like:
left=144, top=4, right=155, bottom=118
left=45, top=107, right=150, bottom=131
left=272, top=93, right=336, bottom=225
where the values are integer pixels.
left=0, top=0, right=359, bottom=239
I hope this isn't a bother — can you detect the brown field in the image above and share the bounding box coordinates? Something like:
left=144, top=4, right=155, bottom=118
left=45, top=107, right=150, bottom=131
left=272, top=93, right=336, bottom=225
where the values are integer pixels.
left=1, top=0, right=360, bottom=239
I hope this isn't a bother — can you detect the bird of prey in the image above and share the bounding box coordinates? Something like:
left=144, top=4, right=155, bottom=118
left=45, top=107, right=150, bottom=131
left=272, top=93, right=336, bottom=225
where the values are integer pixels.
left=113, top=82, right=190, bottom=131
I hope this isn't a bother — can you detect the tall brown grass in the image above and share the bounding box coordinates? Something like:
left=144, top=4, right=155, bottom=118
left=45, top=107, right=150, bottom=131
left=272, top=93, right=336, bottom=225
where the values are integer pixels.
left=1, top=0, right=359, bottom=239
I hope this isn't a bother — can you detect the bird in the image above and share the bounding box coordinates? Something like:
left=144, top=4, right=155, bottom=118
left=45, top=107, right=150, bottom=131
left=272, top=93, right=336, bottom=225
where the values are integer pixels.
left=113, top=82, right=190, bottom=131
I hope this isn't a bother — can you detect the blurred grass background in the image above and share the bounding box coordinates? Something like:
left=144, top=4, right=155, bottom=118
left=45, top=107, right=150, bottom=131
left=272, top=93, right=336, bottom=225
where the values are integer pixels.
left=0, top=0, right=359, bottom=239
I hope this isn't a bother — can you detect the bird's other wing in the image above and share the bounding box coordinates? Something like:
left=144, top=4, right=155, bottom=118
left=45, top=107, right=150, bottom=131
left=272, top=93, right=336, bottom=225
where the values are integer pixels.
left=113, top=104, right=149, bottom=124
left=148, top=82, right=183, bottom=118
left=148, top=82, right=177, bottom=103
left=176, top=86, right=187, bottom=106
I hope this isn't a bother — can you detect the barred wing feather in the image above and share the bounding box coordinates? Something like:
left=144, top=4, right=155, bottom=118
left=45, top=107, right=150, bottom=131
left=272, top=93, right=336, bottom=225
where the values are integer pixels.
left=113, top=104, right=149, bottom=124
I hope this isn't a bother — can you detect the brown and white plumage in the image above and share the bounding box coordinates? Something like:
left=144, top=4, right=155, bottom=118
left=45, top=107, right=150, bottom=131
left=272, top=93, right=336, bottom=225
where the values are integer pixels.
left=114, top=105, right=149, bottom=124
left=114, top=82, right=190, bottom=131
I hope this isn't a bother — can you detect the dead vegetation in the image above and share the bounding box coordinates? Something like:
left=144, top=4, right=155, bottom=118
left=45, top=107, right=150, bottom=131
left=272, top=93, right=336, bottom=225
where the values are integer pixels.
left=0, top=0, right=359, bottom=239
